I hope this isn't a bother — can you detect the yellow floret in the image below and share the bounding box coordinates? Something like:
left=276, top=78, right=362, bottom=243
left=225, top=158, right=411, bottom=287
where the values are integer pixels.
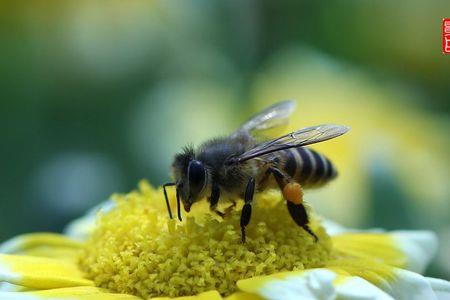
left=79, top=180, right=332, bottom=298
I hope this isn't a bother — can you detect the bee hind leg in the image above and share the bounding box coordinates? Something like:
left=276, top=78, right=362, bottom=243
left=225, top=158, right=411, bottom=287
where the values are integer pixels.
left=240, top=178, right=255, bottom=243
left=268, top=167, right=318, bottom=242
left=286, top=201, right=318, bottom=242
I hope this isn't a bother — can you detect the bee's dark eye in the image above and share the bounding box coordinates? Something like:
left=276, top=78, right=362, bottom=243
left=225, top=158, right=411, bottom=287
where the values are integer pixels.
left=187, top=160, right=206, bottom=195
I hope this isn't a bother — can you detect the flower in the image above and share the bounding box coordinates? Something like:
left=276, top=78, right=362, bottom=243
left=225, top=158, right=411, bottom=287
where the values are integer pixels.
left=1, top=180, right=449, bottom=299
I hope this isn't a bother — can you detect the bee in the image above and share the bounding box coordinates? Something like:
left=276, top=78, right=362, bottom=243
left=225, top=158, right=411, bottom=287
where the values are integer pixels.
left=163, top=100, right=349, bottom=242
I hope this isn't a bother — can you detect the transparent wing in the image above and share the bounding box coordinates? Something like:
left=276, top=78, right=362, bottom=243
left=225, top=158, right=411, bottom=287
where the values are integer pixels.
left=230, top=100, right=296, bottom=139
left=233, top=124, right=350, bottom=163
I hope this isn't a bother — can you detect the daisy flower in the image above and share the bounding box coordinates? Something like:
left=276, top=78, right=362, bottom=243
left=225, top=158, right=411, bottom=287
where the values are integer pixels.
left=0, top=180, right=449, bottom=300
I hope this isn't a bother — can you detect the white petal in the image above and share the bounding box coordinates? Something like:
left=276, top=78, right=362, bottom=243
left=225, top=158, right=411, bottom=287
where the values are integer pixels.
left=0, top=236, right=26, bottom=254
left=0, top=259, right=20, bottom=284
left=336, top=276, right=394, bottom=300
left=0, top=291, right=35, bottom=300
left=390, top=230, right=437, bottom=273
left=379, top=268, right=447, bottom=300
left=427, top=277, right=450, bottom=300
left=63, top=199, right=116, bottom=240
left=256, top=269, right=401, bottom=300
left=259, top=269, right=337, bottom=300
left=0, top=283, right=22, bottom=292
left=0, top=286, right=142, bottom=300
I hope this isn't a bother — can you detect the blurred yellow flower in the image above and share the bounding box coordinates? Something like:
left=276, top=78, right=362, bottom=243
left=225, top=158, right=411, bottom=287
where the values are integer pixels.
left=1, top=181, right=449, bottom=299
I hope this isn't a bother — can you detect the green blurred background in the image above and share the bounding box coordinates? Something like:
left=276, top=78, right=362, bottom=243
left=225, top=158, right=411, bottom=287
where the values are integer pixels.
left=1, top=1, right=449, bottom=279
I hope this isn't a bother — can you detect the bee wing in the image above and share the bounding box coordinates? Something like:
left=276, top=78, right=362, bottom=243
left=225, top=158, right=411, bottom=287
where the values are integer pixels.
left=233, top=124, right=350, bottom=163
left=230, top=100, right=296, bottom=139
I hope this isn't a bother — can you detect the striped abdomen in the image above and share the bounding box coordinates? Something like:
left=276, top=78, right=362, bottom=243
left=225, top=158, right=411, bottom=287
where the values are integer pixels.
left=277, top=147, right=337, bottom=188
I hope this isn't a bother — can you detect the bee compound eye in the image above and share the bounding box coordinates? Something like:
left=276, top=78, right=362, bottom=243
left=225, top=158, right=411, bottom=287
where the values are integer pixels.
left=187, top=160, right=206, bottom=193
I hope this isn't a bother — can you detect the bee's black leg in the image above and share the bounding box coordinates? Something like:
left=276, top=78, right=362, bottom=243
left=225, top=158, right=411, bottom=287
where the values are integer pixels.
left=268, top=166, right=288, bottom=188
left=241, top=178, right=255, bottom=243
left=163, top=182, right=175, bottom=219
left=286, top=201, right=318, bottom=242
left=268, top=167, right=318, bottom=242
left=176, top=188, right=182, bottom=221
left=208, top=183, right=223, bottom=218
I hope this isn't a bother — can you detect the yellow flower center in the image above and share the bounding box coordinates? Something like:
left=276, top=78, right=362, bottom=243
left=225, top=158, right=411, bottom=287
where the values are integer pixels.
left=79, top=181, right=332, bottom=298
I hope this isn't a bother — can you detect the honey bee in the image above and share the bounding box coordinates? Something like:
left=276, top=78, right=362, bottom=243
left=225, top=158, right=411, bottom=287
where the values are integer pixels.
left=163, top=100, right=349, bottom=242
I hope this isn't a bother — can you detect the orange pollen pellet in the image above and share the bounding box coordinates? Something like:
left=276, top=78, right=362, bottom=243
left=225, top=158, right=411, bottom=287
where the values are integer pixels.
left=282, top=182, right=303, bottom=205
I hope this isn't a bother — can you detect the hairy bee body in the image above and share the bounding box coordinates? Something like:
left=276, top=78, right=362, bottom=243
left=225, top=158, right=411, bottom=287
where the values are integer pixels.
left=194, top=134, right=257, bottom=199
left=193, top=135, right=337, bottom=201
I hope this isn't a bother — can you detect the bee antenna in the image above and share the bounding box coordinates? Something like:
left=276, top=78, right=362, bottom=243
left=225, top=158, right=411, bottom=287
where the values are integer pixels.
left=162, top=182, right=175, bottom=219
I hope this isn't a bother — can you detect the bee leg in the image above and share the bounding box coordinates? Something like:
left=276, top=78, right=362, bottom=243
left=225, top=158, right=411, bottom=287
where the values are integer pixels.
left=241, top=178, right=255, bottom=243
left=213, top=201, right=236, bottom=219
left=176, top=188, right=182, bottom=221
left=286, top=201, right=318, bottom=242
left=268, top=167, right=318, bottom=242
left=223, top=201, right=237, bottom=217
left=208, top=183, right=224, bottom=218
left=214, top=211, right=225, bottom=218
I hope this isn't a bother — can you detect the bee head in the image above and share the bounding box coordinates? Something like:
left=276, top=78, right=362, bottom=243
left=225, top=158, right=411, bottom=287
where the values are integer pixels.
left=172, top=147, right=207, bottom=212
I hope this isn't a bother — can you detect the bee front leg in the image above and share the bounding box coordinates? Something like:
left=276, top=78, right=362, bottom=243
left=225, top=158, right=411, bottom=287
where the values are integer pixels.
left=268, top=167, right=318, bottom=242
left=208, top=182, right=223, bottom=217
left=240, top=178, right=255, bottom=243
left=208, top=182, right=236, bottom=219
